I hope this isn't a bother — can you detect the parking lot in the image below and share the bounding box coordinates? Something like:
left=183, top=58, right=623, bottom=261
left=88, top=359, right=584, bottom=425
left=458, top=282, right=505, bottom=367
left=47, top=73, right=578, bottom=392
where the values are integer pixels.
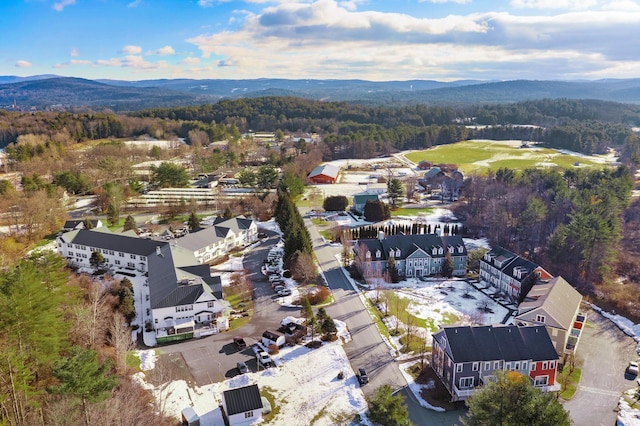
left=156, top=233, right=302, bottom=386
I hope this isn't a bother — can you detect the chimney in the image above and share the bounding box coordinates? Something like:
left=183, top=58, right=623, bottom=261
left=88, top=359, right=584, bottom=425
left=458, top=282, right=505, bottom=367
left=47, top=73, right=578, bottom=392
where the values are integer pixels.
left=378, top=230, right=385, bottom=241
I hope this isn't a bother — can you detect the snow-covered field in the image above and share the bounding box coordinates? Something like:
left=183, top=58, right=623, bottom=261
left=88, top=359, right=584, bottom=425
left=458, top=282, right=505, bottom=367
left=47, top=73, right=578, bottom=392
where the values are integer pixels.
left=134, top=321, right=372, bottom=426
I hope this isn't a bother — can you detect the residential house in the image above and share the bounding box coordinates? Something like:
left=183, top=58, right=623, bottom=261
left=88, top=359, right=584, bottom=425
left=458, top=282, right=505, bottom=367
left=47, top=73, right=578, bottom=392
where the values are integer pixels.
left=56, top=228, right=227, bottom=345
left=222, top=384, right=263, bottom=425
left=62, top=219, right=103, bottom=232
left=515, top=276, right=585, bottom=356
left=432, top=325, right=559, bottom=402
left=175, top=216, right=258, bottom=263
left=480, top=246, right=552, bottom=303
left=353, top=233, right=467, bottom=279
left=308, top=164, right=340, bottom=184
left=352, top=192, right=380, bottom=214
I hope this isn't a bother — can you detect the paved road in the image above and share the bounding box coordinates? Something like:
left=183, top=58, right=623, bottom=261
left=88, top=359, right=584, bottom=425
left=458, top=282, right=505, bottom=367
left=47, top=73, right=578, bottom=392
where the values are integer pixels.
left=304, top=214, right=466, bottom=424
left=563, top=309, right=638, bottom=426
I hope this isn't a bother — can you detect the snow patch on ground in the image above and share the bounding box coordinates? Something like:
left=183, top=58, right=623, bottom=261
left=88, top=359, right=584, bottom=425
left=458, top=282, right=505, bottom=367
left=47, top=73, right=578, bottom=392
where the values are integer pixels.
left=135, top=323, right=370, bottom=425
left=135, top=349, right=157, bottom=371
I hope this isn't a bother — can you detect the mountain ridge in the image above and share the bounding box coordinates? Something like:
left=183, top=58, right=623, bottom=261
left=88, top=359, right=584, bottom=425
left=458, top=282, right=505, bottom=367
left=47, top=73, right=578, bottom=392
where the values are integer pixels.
left=2, top=75, right=640, bottom=112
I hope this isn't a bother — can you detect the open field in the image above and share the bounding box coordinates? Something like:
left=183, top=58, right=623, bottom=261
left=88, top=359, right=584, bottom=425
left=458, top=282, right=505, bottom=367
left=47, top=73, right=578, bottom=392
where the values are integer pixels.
left=404, top=140, right=618, bottom=175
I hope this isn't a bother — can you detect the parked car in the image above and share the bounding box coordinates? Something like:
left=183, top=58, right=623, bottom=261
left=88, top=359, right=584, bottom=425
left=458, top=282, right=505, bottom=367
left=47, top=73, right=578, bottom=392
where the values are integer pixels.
left=273, top=285, right=285, bottom=293
left=257, top=232, right=268, bottom=238
left=258, top=352, right=273, bottom=368
left=627, top=361, right=639, bottom=375
left=277, top=288, right=292, bottom=297
left=233, top=336, right=247, bottom=350
left=357, top=368, right=369, bottom=385
left=237, top=361, right=249, bottom=374
left=269, top=274, right=283, bottom=283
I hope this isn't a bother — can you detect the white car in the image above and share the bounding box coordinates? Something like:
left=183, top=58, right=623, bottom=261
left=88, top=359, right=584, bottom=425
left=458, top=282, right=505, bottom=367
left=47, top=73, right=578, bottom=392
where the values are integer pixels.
left=626, top=361, right=639, bottom=375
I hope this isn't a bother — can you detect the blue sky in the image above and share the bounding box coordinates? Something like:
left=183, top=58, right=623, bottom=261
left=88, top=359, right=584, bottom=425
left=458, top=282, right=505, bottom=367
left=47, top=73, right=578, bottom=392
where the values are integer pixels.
left=2, top=0, right=639, bottom=81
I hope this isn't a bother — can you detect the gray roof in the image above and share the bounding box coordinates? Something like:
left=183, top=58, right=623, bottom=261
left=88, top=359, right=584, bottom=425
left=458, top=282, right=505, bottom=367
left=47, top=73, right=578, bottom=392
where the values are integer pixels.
left=68, top=229, right=168, bottom=256
left=516, top=276, right=583, bottom=329
left=175, top=225, right=226, bottom=251
left=435, top=325, right=558, bottom=363
left=356, top=233, right=466, bottom=261
left=153, top=275, right=222, bottom=309
left=223, top=384, right=263, bottom=416
left=353, top=193, right=380, bottom=204
left=178, top=265, right=223, bottom=299
left=308, top=164, right=340, bottom=179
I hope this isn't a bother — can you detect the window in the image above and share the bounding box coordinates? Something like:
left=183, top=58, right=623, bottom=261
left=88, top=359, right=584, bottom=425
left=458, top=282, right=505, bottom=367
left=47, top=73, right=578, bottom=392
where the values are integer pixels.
left=484, top=362, right=490, bottom=371
left=549, top=361, right=555, bottom=369
left=115, top=260, right=121, bottom=265
left=505, top=362, right=511, bottom=370
left=514, top=362, right=519, bottom=370
left=245, top=411, right=253, bottom=418
left=456, top=364, right=462, bottom=373
left=459, top=377, right=474, bottom=389
left=494, top=361, right=500, bottom=369
left=130, top=254, right=137, bottom=260
left=396, top=249, right=400, bottom=257
left=127, top=262, right=135, bottom=268
left=542, top=361, right=548, bottom=370
left=207, top=301, right=215, bottom=308
left=472, top=362, right=479, bottom=372
left=366, top=251, right=371, bottom=259
left=68, top=252, right=74, bottom=257
left=119, top=252, right=124, bottom=257
left=532, top=362, right=536, bottom=371
left=534, top=376, right=548, bottom=386
left=536, top=314, right=546, bottom=323
left=522, top=361, right=528, bottom=370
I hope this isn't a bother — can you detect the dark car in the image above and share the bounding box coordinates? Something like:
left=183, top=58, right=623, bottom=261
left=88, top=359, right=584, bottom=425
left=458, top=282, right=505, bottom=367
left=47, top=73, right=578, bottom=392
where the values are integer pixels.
left=233, top=336, right=247, bottom=350
left=258, top=232, right=268, bottom=238
left=237, top=361, right=249, bottom=374
left=357, top=368, right=369, bottom=385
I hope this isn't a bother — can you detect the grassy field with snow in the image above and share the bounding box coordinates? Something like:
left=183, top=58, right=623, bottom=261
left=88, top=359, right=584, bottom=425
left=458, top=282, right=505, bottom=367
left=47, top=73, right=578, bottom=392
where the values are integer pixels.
left=404, top=140, right=617, bottom=175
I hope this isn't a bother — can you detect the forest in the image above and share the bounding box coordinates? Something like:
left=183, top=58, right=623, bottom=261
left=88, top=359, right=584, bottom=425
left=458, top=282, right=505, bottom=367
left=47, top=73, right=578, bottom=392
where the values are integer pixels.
left=2, top=97, right=640, bottom=163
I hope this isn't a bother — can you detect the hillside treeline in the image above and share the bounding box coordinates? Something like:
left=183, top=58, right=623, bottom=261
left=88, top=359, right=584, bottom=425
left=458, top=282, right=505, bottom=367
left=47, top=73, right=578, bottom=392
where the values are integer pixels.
left=453, top=165, right=639, bottom=319
left=2, top=97, right=640, bottom=162
left=0, top=252, right=175, bottom=426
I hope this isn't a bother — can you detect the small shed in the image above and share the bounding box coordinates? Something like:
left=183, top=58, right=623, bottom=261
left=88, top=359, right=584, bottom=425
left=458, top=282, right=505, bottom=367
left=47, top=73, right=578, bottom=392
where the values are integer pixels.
left=262, top=330, right=286, bottom=348
left=181, top=407, right=200, bottom=426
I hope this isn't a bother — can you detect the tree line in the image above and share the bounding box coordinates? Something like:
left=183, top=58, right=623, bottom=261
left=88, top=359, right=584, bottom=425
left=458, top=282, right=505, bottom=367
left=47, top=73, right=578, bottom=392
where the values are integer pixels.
left=0, top=251, right=174, bottom=426
left=3, top=97, right=640, bottom=163
left=454, top=165, right=633, bottom=297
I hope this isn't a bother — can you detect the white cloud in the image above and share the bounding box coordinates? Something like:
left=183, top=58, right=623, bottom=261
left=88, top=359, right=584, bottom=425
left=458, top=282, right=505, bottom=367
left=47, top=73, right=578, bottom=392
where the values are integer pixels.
left=120, top=45, right=143, bottom=55
left=15, top=60, right=32, bottom=68
left=510, top=0, right=597, bottom=9
left=95, top=55, right=168, bottom=70
left=69, top=48, right=79, bottom=57
left=53, top=59, right=91, bottom=68
left=421, top=0, right=472, bottom=3
left=127, top=0, right=143, bottom=7
left=53, top=0, right=76, bottom=12
left=155, top=45, right=176, bottom=56
left=198, top=0, right=215, bottom=6
left=180, top=57, right=201, bottom=65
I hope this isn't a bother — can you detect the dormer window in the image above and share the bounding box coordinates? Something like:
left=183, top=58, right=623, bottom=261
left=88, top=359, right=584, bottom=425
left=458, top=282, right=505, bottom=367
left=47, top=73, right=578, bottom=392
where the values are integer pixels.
left=389, top=249, right=395, bottom=258
left=449, top=246, right=454, bottom=254
left=432, top=248, right=437, bottom=255
left=458, top=246, right=464, bottom=253
left=366, top=251, right=371, bottom=259
left=395, top=249, right=400, bottom=257
left=375, top=250, right=381, bottom=258
left=438, top=247, right=443, bottom=255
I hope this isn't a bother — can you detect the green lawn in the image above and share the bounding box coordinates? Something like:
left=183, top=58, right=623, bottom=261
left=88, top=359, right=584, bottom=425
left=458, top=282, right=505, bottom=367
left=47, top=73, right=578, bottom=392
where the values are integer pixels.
left=404, top=140, right=605, bottom=175
left=559, top=366, right=582, bottom=400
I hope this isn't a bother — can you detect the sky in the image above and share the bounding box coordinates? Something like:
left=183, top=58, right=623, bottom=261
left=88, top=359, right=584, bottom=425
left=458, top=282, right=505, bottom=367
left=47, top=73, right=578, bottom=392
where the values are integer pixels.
left=2, top=0, right=640, bottom=82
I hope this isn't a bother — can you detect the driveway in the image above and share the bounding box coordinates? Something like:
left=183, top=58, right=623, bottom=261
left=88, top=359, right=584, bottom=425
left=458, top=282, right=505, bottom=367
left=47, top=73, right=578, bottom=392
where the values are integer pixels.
left=157, top=233, right=299, bottom=386
left=564, top=308, right=638, bottom=426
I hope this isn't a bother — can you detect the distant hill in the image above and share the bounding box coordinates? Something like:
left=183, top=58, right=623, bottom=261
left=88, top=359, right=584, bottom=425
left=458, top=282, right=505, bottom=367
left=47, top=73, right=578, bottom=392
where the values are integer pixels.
left=0, top=77, right=213, bottom=111
left=2, top=75, right=640, bottom=111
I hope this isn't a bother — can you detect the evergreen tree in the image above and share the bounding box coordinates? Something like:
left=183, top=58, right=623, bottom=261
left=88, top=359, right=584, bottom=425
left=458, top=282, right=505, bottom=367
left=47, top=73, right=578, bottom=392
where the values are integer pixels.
left=122, top=215, right=137, bottom=232
left=48, top=346, right=119, bottom=426
left=223, top=206, right=234, bottom=219
left=300, top=297, right=313, bottom=321
left=367, top=384, right=411, bottom=426
left=188, top=211, right=201, bottom=231
left=90, top=251, right=105, bottom=269
left=387, top=178, right=404, bottom=208
left=320, top=316, right=337, bottom=337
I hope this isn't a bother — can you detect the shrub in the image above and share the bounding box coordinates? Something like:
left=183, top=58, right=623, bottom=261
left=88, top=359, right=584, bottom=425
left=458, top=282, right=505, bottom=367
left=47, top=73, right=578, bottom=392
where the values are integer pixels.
left=268, top=343, right=279, bottom=355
